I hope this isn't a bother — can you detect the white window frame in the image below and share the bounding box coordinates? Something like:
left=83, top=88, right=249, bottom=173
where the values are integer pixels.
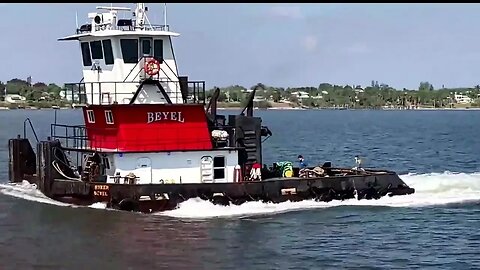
left=86, top=110, right=95, bottom=123
left=105, top=110, right=114, bottom=124
left=200, top=156, right=213, bottom=183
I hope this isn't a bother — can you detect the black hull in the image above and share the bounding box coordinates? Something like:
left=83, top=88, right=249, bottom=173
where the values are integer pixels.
left=49, top=174, right=414, bottom=213
left=8, top=138, right=415, bottom=214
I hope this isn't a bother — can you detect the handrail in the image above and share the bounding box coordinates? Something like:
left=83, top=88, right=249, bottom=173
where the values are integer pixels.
left=76, top=24, right=170, bottom=35
left=23, top=118, right=39, bottom=142
left=66, top=80, right=207, bottom=84
left=149, top=24, right=170, bottom=31
left=53, top=124, right=86, bottom=128
left=63, top=80, right=206, bottom=105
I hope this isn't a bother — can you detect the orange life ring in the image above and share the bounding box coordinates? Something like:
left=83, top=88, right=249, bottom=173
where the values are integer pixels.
left=144, top=59, right=160, bottom=76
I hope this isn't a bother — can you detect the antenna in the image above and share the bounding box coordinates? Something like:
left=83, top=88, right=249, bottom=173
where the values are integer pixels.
left=96, top=6, right=131, bottom=11
left=164, top=3, right=167, bottom=28
left=75, top=11, right=78, bottom=28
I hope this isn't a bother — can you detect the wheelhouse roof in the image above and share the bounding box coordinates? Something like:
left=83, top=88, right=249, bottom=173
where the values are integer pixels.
left=58, top=30, right=180, bottom=41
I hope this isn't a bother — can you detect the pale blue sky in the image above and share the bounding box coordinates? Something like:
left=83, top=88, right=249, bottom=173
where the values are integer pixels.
left=1, top=3, right=480, bottom=90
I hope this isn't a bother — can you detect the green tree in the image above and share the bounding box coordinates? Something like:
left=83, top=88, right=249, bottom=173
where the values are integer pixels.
left=47, top=83, right=63, bottom=99
left=419, top=81, right=432, bottom=91
left=289, top=95, right=299, bottom=104
left=6, top=78, right=30, bottom=95
left=271, top=90, right=281, bottom=102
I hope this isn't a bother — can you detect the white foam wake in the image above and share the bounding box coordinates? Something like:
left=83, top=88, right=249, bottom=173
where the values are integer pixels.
left=159, top=172, right=480, bottom=219
left=1, top=172, right=480, bottom=218
left=0, top=180, right=72, bottom=207
left=0, top=180, right=108, bottom=210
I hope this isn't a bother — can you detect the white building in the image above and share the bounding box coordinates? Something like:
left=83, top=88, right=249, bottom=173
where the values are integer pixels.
left=454, top=93, right=472, bottom=104
left=310, top=95, right=323, bottom=100
left=291, top=91, right=310, bottom=99
left=5, top=94, right=26, bottom=104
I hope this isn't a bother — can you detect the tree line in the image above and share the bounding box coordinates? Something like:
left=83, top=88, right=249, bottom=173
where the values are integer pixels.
left=207, top=81, right=480, bottom=109
left=0, top=78, right=72, bottom=108
left=1, top=78, right=479, bottom=109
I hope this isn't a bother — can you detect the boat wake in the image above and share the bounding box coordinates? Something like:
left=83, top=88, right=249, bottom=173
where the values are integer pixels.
left=158, top=171, right=480, bottom=218
left=0, top=180, right=107, bottom=210
left=0, top=181, right=72, bottom=207
left=1, top=172, right=479, bottom=218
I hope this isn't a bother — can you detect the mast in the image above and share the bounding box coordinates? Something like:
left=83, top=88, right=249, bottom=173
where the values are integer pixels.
left=164, top=3, right=167, bottom=28
left=135, top=3, right=146, bottom=30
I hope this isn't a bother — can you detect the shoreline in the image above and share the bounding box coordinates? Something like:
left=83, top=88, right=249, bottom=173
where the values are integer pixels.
left=0, top=106, right=75, bottom=110
left=217, top=107, right=480, bottom=111
left=1, top=106, right=479, bottom=111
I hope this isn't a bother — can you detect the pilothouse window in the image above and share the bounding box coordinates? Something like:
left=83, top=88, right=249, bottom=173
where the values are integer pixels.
left=120, top=39, right=139, bottom=64
left=154, top=39, right=164, bottom=62
left=142, top=39, right=152, bottom=56
left=90, top=41, right=103, bottom=60
left=86, top=110, right=95, bottom=123
left=80, top=42, right=92, bottom=66
left=105, top=110, right=114, bottom=124
left=102, top=39, right=114, bottom=65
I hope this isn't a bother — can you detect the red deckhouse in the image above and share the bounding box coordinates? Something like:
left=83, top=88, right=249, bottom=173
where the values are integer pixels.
left=82, top=103, right=213, bottom=152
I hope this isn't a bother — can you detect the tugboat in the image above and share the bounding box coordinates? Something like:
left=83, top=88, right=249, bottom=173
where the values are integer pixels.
left=8, top=3, right=414, bottom=213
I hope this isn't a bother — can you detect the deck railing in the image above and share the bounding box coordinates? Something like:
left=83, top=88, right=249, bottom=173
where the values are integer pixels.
left=63, top=80, right=206, bottom=105
left=76, top=23, right=170, bottom=34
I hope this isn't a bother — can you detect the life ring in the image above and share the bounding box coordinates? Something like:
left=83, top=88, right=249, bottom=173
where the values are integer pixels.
left=144, top=59, right=160, bottom=76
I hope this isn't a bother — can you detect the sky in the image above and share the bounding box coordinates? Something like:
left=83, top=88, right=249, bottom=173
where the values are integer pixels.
left=1, top=3, right=480, bottom=90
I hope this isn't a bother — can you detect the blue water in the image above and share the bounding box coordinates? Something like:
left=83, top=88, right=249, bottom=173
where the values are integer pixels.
left=1, top=109, right=480, bottom=269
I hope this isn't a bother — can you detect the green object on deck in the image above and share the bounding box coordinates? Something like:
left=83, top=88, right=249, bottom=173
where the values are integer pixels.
left=274, top=161, right=293, bottom=177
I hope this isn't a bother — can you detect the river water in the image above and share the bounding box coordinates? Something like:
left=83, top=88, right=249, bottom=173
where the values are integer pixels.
left=0, top=109, right=479, bottom=269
